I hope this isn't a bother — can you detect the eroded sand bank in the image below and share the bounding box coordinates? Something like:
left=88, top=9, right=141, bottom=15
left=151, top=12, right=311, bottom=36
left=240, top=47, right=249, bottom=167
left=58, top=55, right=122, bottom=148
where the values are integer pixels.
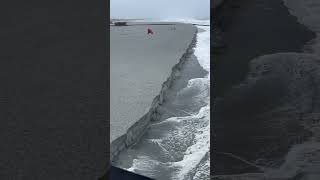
left=110, top=23, right=197, bottom=160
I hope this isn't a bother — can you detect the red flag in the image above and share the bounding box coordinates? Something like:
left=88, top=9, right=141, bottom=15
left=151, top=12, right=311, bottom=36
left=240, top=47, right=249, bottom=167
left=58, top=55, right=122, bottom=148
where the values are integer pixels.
left=147, top=27, right=154, bottom=35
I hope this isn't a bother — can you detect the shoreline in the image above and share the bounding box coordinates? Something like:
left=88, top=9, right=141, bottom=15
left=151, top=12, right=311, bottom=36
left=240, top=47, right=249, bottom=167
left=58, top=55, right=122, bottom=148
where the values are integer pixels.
left=110, top=23, right=197, bottom=142
left=110, top=25, right=198, bottom=162
left=114, top=21, right=210, bottom=180
left=212, top=0, right=316, bottom=176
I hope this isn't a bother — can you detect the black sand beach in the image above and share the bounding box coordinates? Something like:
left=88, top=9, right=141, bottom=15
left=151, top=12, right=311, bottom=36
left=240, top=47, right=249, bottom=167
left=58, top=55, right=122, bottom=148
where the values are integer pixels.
left=213, top=0, right=315, bottom=97
left=111, top=20, right=210, bottom=179
left=212, top=0, right=316, bottom=176
left=110, top=23, right=196, bottom=143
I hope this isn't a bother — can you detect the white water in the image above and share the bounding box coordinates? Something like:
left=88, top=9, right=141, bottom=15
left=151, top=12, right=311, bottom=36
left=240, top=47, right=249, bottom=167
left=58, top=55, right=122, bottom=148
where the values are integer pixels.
left=170, top=19, right=210, bottom=180
left=115, top=19, right=210, bottom=180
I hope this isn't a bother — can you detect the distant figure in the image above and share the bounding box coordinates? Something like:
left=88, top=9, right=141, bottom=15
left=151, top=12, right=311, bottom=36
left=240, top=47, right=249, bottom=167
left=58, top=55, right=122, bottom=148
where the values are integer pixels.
left=147, top=27, right=154, bottom=35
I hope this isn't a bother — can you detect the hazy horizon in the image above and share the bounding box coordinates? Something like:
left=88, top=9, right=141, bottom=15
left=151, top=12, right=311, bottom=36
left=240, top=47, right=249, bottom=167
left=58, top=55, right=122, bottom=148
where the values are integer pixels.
left=110, top=0, right=210, bottom=19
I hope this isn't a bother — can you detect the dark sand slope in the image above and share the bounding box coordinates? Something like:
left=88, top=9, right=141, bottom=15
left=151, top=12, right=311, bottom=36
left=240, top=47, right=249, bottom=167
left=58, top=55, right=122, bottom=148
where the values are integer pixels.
left=111, top=24, right=197, bottom=160
left=213, top=0, right=315, bottom=97
left=212, top=0, right=318, bottom=178
left=214, top=53, right=320, bottom=178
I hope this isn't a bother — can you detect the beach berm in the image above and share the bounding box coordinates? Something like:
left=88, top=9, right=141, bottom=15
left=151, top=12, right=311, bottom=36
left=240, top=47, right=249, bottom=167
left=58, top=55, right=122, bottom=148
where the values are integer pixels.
left=110, top=22, right=197, bottom=158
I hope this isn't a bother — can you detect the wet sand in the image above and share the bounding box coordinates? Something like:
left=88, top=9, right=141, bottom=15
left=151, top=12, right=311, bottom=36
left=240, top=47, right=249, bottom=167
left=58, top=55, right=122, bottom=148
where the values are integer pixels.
left=110, top=23, right=196, bottom=143
left=212, top=0, right=316, bottom=175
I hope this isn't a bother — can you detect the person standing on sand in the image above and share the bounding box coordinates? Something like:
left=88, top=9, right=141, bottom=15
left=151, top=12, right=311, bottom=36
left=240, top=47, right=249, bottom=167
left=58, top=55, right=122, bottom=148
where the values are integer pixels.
left=147, top=27, right=154, bottom=35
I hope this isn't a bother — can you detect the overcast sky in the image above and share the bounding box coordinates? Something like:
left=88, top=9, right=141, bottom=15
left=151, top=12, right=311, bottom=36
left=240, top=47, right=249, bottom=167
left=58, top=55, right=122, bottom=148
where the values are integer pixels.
left=110, top=0, right=210, bottom=19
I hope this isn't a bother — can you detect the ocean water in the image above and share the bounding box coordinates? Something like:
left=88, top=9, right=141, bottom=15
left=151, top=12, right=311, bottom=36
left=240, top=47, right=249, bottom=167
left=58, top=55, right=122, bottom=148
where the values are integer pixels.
left=114, top=19, right=210, bottom=180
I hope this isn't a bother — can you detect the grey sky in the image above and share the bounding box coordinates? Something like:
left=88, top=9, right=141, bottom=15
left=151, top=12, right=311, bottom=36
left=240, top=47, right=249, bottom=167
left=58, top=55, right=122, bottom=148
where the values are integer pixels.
left=110, top=0, right=210, bottom=19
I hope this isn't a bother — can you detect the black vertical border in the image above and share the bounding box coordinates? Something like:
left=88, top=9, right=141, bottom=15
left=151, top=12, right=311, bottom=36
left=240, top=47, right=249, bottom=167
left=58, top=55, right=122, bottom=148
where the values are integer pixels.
left=210, top=1, right=214, bottom=179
